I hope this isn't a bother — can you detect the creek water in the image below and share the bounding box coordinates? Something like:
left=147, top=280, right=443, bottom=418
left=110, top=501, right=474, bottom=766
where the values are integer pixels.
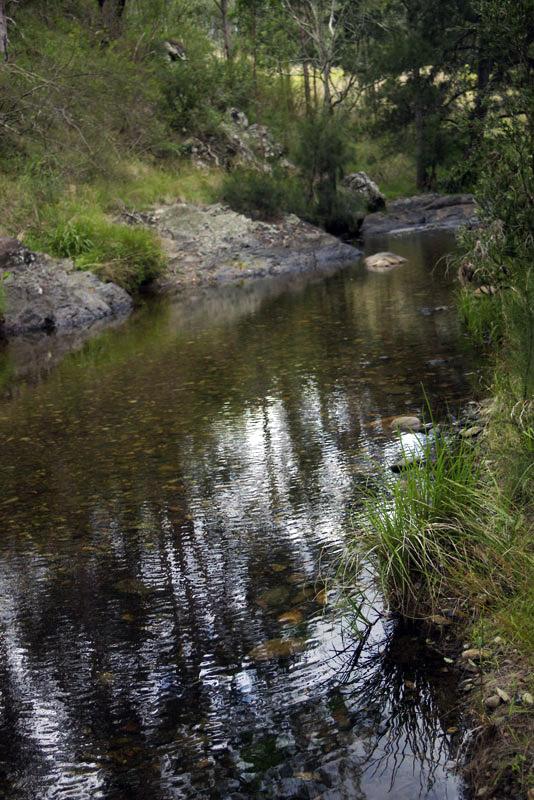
left=0, top=232, right=476, bottom=800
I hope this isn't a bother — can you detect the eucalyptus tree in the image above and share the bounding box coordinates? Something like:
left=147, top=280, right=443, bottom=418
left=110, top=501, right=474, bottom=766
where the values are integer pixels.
left=282, top=0, right=368, bottom=115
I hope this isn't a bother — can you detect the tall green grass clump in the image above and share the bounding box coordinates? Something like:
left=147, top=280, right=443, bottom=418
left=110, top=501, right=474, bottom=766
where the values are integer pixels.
left=457, top=289, right=504, bottom=347
left=29, top=214, right=164, bottom=293
left=346, top=431, right=521, bottom=621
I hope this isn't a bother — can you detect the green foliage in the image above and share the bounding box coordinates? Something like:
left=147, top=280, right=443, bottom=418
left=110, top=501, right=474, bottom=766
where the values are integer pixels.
left=457, top=289, right=504, bottom=347
left=291, top=113, right=360, bottom=233
left=29, top=214, right=164, bottom=293
left=221, top=169, right=298, bottom=221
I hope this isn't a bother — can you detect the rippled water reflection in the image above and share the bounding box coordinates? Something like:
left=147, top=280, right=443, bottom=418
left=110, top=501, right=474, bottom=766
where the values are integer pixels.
left=0, top=232, right=474, bottom=799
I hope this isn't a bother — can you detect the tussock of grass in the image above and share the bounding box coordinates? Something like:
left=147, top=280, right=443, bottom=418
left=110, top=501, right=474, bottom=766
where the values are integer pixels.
left=345, top=428, right=528, bottom=625
left=27, top=212, right=165, bottom=293
left=458, top=288, right=504, bottom=346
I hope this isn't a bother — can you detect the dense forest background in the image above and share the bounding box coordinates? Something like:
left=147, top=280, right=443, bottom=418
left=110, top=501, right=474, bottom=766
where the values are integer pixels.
left=0, top=0, right=532, bottom=235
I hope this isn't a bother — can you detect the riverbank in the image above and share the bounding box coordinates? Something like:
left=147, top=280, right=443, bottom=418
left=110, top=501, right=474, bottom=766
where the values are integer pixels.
left=0, top=205, right=359, bottom=338
left=350, top=286, right=533, bottom=798
left=1, top=188, right=481, bottom=341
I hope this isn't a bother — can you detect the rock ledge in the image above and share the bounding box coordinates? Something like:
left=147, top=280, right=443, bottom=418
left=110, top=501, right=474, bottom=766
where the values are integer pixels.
left=0, top=238, right=133, bottom=338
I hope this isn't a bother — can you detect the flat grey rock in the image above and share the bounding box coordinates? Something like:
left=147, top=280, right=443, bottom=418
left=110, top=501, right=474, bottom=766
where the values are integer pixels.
left=127, top=204, right=361, bottom=292
left=362, top=193, right=478, bottom=238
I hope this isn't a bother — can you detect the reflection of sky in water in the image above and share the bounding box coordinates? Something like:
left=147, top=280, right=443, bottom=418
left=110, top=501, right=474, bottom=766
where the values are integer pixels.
left=0, top=232, right=472, bottom=799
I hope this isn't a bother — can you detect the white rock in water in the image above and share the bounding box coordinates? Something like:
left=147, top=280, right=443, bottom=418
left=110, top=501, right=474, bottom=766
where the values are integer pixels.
left=390, top=416, right=422, bottom=432
left=365, top=252, right=407, bottom=272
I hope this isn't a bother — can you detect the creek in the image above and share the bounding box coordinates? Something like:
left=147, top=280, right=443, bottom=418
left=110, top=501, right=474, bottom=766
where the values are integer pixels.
left=0, top=231, right=476, bottom=799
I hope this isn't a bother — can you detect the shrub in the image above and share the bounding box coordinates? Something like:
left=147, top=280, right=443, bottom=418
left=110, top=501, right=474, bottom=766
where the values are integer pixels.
left=221, top=168, right=306, bottom=221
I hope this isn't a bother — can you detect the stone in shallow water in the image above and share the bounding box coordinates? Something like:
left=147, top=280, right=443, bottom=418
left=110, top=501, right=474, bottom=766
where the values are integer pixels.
left=365, top=252, right=407, bottom=272
left=390, top=415, right=422, bottom=432
left=114, top=578, right=152, bottom=596
left=256, top=586, right=291, bottom=609
left=278, top=610, right=304, bottom=625
left=247, top=637, right=308, bottom=662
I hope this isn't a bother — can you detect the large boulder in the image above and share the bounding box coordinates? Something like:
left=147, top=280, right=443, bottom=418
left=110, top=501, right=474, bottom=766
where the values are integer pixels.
left=136, top=203, right=361, bottom=291
left=362, top=193, right=478, bottom=238
left=0, top=238, right=133, bottom=338
left=343, top=172, right=386, bottom=212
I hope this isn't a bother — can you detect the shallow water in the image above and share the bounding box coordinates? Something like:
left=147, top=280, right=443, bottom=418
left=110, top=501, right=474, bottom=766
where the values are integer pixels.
left=0, top=232, right=475, bottom=799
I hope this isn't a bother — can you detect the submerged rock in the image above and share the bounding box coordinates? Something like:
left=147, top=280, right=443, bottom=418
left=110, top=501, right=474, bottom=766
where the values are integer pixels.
left=256, top=586, right=291, bottom=609
left=362, top=193, right=478, bottom=238
left=390, top=415, right=422, bottom=432
left=247, top=637, right=308, bottom=662
left=390, top=431, right=429, bottom=472
left=365, top=252, right=407, bottom=272
left=278, top=610, right=304, bottom=625
left=0, top=238, right=132, bottom=338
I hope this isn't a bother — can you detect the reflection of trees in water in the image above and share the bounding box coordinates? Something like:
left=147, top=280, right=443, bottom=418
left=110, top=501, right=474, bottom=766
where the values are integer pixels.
left=334, top=613, right=461, bottom=797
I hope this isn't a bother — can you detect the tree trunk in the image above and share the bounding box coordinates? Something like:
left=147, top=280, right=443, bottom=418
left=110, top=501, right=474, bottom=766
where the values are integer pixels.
left=251, top=5, right=258, bottom=106
left=99, top=0, right=127, bottom=38
left=322, top=63, right=332, bottom=114
left=303, top=60, right=312, bottom=116
left=218, top=0, right=233, bottom=62
left=413, top=70, right=429, bottom=191
left=0, top=1, right=8, bottom=63
left=474, top=53, right=491, bottom=123
left=312, top=66, right=318, bottom=107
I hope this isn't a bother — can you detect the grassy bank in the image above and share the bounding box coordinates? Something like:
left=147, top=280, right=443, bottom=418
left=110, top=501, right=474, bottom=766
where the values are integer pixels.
left=0, top=160, right=223, bottom=291
left=346, top=385, right=533, bottom=798
left=346, top=126, right=533, bottom=795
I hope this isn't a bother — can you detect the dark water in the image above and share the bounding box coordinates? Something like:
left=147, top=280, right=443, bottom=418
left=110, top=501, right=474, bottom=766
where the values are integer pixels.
left=0, top=233, right=475, bottom=800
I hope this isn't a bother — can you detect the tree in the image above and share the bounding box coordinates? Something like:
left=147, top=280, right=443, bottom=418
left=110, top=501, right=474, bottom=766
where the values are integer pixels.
left=283, top=0, right=364, bottom=114
left=98, top=0, right=128, bottom=37
left=213, top=0, right=234, bottom=61
left=361, top=0, right=476, bottom=191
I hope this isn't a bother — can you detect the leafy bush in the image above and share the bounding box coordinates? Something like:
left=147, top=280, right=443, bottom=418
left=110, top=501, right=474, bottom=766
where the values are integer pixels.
left=221, top=168, right=305, bottom=221
left=31, top=214, right=164, bottom=293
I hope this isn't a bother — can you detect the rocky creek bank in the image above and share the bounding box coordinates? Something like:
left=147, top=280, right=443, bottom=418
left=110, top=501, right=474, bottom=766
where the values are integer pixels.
left=0, top=210, right=360, bottom=339
left=0, top=238, right=132, bottom=338
left=0, top=188, right=477, bottom=341
left=126, top=202, right=361, bottom=292
left=362, top=193, right=478, bottom=238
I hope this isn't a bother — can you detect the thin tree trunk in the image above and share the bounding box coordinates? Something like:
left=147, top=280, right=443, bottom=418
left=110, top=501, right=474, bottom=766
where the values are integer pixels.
left=252, top=6, right=258, bottom=107
left=414, top=69, right=428, bottom=191
left=219, top=0, right=233, bottom=62
left=303, top=60, right=312, bottom=116
left=299, top=27, right=312, bottom=117
left=0, top=1, right=8, bottom=63
left=285, top=66, right=294, bottom=114
left=322, top=63, right=333, bottom=114
left=99, top=0, right=127, bottom=38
